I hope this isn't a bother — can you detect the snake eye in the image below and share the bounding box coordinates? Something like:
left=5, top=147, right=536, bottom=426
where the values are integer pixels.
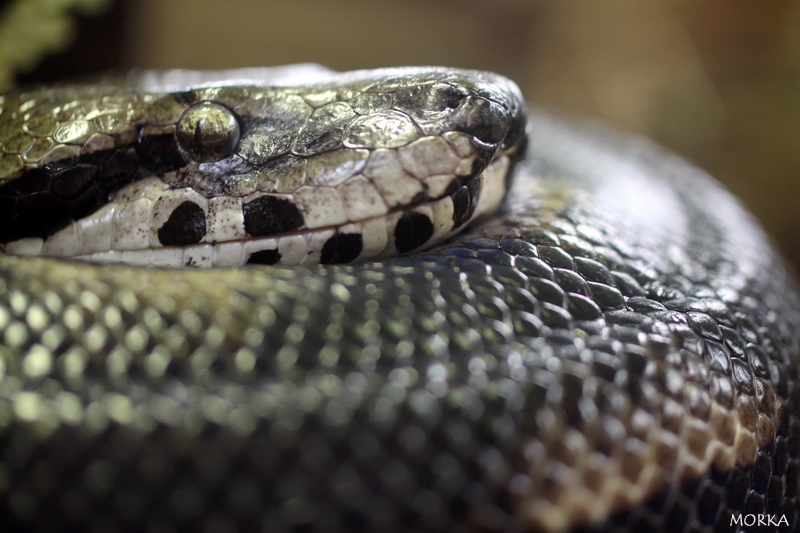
left=176, top=101, right=240, bottom=163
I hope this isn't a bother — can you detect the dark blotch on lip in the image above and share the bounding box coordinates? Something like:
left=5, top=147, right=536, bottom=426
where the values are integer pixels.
left=157, top=200, right=207, bottom=246
left=242, top=195, right=305, bottom=237
left=466, top=177, right=482, bottom=211
left=51, top=165, right=97, bottom=199
left=452, top=186, right=471, bottom=227
left=395, top=211, right=434, bottom=253
left=0, top=147, right=142, bottom=243
left=452, top=176, right=482, bottom=228
left=320, top=233, right=363, bottom=264
left=247, top=248, right=282, bottom=265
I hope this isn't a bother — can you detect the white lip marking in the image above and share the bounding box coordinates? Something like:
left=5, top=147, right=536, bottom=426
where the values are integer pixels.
left=339, top=175, right=387, bottom=221
left=206, top=196, right=246, bottom=242
left=42, top=223, right=80, bottom=257
left=77, top=203, right=115, bottom=254
left=212, top=242, right=244, bottom=268
left=357, top=217, right=389, bottom=261
left=150, top=247, right=184, bottom=268
left=302, top=229, right=336, bottom=265
left=5, top=237, right=44, bottom=256
left=113, top=198, right=153, bottom=250
left=120, top=249, right=152, bottom=266
left=398, top=136, right=462, bottom=178
left=243, top=238, right=278, bottom=263
left=277, top=235, right=308, bottom=265
left=424, top=174, right=456, bottom=199
left=370, top=169, right=423, bottom=209
left=472, top=156, right=509, bottom=218
left=293, top=186, right=348, bottom=229
left=374, top=211, right=403, bottom=259
left=182, top=244, right=213, bottom=268
left=430, top=196, right=456, bottom=242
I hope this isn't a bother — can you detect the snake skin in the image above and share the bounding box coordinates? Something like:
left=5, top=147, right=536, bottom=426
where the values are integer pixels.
left=0, top=71, right=799, bottom=533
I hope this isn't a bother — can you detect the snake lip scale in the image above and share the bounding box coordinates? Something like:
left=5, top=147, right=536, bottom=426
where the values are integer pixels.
left=0, top=66, right=798, bottom=533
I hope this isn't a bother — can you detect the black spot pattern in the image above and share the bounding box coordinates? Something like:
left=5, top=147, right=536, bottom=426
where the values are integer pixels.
left=50, top=165, right=97, bottom=199
left=395, top=211, right=434, bottom=253
left=157, top=201, right=207, bottom=246
left=451, top=186, right=471, bottom=227
left=320, top=233, right=363, bottom=264
left=242, top=195, right=305, bottom=236
left=0, top=147, right=142, bottom=242
left=466, top=176, right=482, bottom=213
left=247, top=248, right=282, bottom=265
left=136, top=131, right=187, bottom=175
left=452, top=176, right=482, bottom=227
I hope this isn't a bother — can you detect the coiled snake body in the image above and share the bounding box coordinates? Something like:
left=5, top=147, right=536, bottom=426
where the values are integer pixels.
left=0, top=66, right=797, bottom=532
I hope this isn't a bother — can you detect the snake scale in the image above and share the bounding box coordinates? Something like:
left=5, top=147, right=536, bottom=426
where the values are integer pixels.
left=0, top=66, right=797, bottom=533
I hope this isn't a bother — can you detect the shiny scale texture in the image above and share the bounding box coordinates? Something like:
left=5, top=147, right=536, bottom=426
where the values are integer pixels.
left=0, top=88, right=798, bottom=532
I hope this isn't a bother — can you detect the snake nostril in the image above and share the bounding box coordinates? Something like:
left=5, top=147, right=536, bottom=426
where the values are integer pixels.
left=431, top=83, right=467, bottom=111
left=437, top=84, right=467, bottom=110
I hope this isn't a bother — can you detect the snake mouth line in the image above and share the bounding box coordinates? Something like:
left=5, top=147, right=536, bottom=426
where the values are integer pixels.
left=2, top=155, right=511, bottom=268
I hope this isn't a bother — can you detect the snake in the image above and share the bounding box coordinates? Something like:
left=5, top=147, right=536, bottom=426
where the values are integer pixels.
left=0, top=65, right=797, bottom=533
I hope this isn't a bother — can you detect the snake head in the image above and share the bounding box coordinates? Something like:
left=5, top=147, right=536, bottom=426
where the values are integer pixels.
left=382, top=69, right=527, bottom=153
left=1, top=67, right=527, bottom=267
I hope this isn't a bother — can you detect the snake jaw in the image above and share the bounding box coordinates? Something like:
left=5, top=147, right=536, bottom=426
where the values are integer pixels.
left=1, top=67, right=527, bottom=268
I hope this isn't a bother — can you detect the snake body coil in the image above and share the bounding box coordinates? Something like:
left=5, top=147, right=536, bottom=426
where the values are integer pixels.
left=0, top=67, right=797, bottom=532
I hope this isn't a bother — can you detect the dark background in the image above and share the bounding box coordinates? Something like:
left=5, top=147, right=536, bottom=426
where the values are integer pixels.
left=7, top=0, right=800, bottom=271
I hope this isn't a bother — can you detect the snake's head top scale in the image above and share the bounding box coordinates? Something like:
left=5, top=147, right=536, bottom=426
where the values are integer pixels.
left=0, top=67, right=527, bottom=267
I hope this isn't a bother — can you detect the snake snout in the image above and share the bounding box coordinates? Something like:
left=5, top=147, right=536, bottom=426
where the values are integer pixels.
left=451, top=96, right=511, bottom=145
left=502, top=106, right=528, bottom=155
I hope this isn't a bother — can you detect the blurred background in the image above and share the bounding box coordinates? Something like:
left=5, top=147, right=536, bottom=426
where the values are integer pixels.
left=3, top=0, right=799, bottom=270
